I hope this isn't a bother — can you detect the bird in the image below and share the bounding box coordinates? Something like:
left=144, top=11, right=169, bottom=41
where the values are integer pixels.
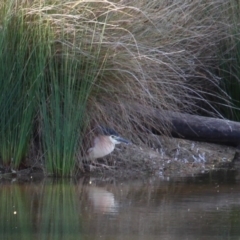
left=87, top=126, right=130, bottom=162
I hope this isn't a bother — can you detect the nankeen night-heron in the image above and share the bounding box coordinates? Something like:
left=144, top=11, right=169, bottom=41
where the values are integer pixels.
left=86, top=127, right=130, bottom=162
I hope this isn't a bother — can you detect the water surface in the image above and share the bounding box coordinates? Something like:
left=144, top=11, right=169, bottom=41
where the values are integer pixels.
left=1, top=170, right=240, bottom=240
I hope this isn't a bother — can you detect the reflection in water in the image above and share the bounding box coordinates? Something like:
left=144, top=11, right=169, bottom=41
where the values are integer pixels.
left=0, top=179, right=82, bottom=240
left=87, top=186, right=118, bottom=214
left=0, top=170, right=240, bottom=239
left=39, top=180, right=82, bottom=239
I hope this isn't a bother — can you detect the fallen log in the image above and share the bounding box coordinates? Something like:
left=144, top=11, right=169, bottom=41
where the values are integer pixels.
left=152, top=111, right=240, bottom=146
left=130, top=105, right=240, bottom=146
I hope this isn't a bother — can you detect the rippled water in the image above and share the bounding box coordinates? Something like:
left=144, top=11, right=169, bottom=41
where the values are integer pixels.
left=0, top=170, right=240, bottom=240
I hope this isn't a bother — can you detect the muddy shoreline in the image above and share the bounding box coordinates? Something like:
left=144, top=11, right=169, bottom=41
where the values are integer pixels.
left=92, top=134, right=237, bottom=178
left=0, top=135, right=238, bottom=180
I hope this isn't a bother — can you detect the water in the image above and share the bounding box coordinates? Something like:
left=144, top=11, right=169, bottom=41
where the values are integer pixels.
left=0, top=170, right=240, bottom=240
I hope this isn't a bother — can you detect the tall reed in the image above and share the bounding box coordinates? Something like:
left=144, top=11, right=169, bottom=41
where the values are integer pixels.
left=40, top=55, right=86, bottom=176
left=0, top=3, right=50, bottom=168
left=40, top=30, right=104, bottom=176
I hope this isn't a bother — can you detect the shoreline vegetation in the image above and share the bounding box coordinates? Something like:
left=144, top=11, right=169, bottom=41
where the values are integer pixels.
left=0, top=0, right=240, bottom=177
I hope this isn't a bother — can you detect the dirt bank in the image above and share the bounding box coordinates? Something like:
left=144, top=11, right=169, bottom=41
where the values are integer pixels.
left=92, top=134, right=236, bottom=178
left=0, top=134, right=237, bottom=179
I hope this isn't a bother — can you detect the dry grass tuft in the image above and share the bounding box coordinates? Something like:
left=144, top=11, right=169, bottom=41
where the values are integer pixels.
left=1, top=0, right=237, bottom=174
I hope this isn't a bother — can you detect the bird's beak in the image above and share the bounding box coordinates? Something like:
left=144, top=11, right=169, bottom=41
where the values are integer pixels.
left=116, top=136, right=131, bottom=145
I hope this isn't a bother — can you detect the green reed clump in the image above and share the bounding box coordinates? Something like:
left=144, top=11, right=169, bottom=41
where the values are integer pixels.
left=0, top=0, right=106, bottom=175
left=0, top=5, right=51, bottom=168
left=40, top=45, right=103, bottom=176
left=36, top=2, right=107, bottom=176
left=40, top=55, right=86, bottom=176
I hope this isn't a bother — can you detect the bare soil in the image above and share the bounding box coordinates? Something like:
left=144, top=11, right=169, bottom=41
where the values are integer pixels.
left=94, top=134, right=237, bottom=178
left=0, top=134, right=237, bottom=179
